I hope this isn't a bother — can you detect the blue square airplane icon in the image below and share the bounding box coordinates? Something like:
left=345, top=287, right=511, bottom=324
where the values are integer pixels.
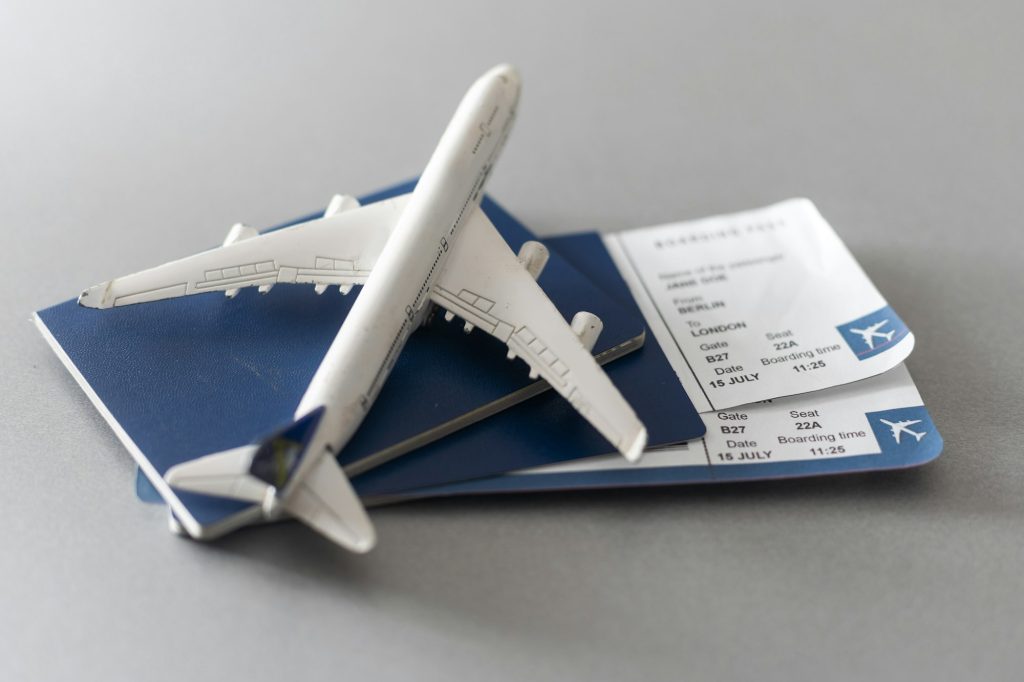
left=837, top=305, right=910, bottom=360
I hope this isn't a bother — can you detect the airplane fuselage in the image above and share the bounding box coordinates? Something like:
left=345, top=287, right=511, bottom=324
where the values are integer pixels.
left=285, top=65, right=520, bottom=498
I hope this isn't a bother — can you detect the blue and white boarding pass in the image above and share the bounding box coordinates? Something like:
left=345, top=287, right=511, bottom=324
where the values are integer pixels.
left=388, top=363, right=941, bottom=499
left=603, top=199, right=915, bottom=412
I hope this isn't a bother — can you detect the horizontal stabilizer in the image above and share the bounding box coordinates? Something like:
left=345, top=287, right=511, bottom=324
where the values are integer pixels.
left=283, top=452, right=376, bottom=553
left=165, top=406, right=376, bottom=552
left=165, top=407, right=324, bottom=506
left=164, top=445, right=270, bottom=503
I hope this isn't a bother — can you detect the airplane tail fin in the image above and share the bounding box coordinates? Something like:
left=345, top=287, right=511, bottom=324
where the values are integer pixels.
left=165, top=408, right=376, bottom=553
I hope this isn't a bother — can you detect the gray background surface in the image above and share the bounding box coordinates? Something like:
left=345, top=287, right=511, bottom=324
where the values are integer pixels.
left=2, top=1, right=1022, bottom=680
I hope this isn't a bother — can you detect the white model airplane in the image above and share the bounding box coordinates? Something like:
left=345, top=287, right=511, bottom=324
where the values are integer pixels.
left=849, top=320, right=894, bottom=350
left=879, top=418, right=926, bottom=444
left=78, top=64, right=647, bottom=553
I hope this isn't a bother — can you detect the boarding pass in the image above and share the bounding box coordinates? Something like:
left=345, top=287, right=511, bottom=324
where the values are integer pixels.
left=603, top=199, right=914, bottom=412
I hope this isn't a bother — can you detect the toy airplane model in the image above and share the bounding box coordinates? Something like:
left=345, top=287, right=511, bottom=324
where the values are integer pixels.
left=78, top=64, right=647, bottom=553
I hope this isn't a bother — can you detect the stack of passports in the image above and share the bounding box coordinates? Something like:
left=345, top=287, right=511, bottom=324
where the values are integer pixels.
left=35, top=180, right=705, bottom=538
left=38, top=180, right=942, bottom=540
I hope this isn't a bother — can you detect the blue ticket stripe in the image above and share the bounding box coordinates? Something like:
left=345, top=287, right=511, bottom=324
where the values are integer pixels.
left=836, top=305, right=910, bottom=360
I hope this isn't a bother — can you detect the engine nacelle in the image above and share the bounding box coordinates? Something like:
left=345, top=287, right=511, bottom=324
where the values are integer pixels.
left=571, top=311, right=603, bottom=352
left=323, top=194, right=361, bottom=218
left=517, top=240, right=550, bottom=280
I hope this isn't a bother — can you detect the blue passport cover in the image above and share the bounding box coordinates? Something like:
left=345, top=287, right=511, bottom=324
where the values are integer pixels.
left=37, top=180, right=705, bottom=532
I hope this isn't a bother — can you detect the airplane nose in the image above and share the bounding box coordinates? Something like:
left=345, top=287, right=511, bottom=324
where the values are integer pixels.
left=483, top=63, right=520, bottom=89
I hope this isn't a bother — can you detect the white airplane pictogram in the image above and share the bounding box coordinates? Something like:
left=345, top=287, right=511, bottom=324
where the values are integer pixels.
left=879, top=418, right=926, bottom=444
left=850, top=320, right=895, bottom=350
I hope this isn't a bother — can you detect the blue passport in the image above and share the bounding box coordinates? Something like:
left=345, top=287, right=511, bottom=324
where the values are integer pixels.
left=36, top=180, right=705, bottom=537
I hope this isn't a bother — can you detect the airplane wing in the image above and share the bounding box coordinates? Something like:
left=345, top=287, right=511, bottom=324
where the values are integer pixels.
left=431, top=209, right=648, bottom=461
left=162, top=444, right=269, bottom=503
left=78, top=194, right=410, bottom=308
